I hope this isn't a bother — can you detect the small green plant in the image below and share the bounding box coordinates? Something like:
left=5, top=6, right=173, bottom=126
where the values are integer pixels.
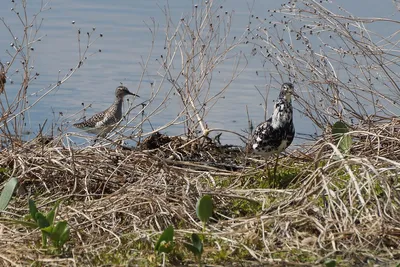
left=184, top=195, right=214, bottom=266
left=0, top=177, right=18, bottom=211
left=28, top=199, right=70, bottom=254
left=184, top=233, right=203, bottom=265
left=155, top=225, right=174, bottom=254
left=196, top=194, right=213, bottom=230
left=154, top=225, right=175, bottom=266
left=332, top=121, right=352, bottom=155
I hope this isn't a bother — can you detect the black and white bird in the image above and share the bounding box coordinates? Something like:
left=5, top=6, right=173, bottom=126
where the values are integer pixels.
left=73, top=85, right=139, bottom=137
left=248, top=82, right=296, bottom=183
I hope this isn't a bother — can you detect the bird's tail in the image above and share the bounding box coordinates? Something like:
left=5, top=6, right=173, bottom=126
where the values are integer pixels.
left=73, top=121, right=87, bottom=129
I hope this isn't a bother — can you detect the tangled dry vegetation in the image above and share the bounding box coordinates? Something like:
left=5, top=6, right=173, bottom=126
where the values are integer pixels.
left=0, top=117, right=399, bottom=266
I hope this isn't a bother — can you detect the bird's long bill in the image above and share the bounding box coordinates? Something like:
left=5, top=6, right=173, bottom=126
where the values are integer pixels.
left=128, top=92, right=140, bottom=98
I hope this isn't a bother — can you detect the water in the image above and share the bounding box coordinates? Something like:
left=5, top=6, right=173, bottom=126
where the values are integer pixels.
left=0, top=0, right=399, bottom=146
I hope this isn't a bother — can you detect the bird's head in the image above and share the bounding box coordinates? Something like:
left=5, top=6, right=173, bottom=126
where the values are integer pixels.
left=279, top=82, right=295, bottom=101
left=115, top=86, right=139, bottom=98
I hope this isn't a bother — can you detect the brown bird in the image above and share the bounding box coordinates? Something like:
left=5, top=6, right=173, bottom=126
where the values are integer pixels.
left=73, top=85, right=139, bottom=137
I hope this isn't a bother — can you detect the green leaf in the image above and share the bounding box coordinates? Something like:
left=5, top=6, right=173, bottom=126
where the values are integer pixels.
left=155, top=225, right=174, bottom=254
left=59, top=224, right=70, bottom=247
left=324, top=259, right=336, bottom=267
left=191, top=233, right=203, bottom=255
left=338, top=134, right=352, bottom=154
left=0, top=177, right=18, bottom=211
left=332, top=121, right=348, bottom=138
left=36, top=212, right=50, bottom=228
left=44, top=221, right=69, bottom=248
left=41, top=225, right=54, bottom=235
left=184, top=242, right=201, bottom=256
left=196, top=195, right=213, bottom=224
left=332, top=121, right=352, bottom=154
left=46, top=200, right=60, bottom=225
left=184, top=233, right=203, bottom=257
left=53, top=221, right=68, bottom=238
left=29, top=199, right=39, bottom=223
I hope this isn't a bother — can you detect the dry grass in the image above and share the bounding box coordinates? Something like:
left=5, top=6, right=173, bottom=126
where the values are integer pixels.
left=0, top=119, right=399, bottom=266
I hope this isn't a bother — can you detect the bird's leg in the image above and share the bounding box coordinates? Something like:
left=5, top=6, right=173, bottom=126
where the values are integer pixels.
left=265, top=157, right=271, bottom=180
left=272, top=153, right=280, bottom=187
left=93, top=130, right=107, bottom=145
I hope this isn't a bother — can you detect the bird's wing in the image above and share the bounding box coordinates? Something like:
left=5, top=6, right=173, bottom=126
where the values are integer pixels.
left=96, top=106, right=120, bottom=128
left=286, top=123, right=295, bottom=147
left=73, top=109, right=107, bottom=129
left=251, top=119, right=279, bottom=152
left=250, top=118, right=294, bottom=153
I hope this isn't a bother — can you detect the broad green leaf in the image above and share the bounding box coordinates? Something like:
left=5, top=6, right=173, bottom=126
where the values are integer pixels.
left=184, top=242, right=201, bottom=256
left=332, top=121, right=352, bottom=154
left=59, top=224, right=70, bottom=247
left=191, top=233, right=203, bottom=255
left=184, top=233, right=203, bottom=257
left=29, top=199, right=39, bottom=222
left=36, top=212, right=50, bottom=228
left=196, top=195, right=213, bottom=223
left=157, top=240, right=174, bottom=254
left=338, top=134, right=352, bottom=154
left=338, top=134, right=353, bottom=154
left=41, top=225, right=54, bottom=235
left=155, top=225, right=174, bottom=254
left=44, top=221, right=69, bottom=248
left=0, top=177, right=18, bottom=211
left=46, top=200, right=60, bottom=225
left=324, top=259, right=336, bottom=267
left=53, top=221, right=68, bottom=238
left=332, top=121, right=349, bottom=140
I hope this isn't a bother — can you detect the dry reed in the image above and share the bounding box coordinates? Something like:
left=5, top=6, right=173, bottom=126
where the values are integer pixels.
left=0, top=119, right=399, bottom=265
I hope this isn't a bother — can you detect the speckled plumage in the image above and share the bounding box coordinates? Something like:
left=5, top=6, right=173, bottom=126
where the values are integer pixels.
left=73, top=86, right=138, bottom=136
left=249, top=83, right=295, bottom=157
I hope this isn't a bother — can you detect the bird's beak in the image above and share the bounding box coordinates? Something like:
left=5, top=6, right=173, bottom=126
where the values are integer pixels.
left=129, top=92, right=140, bottom=97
